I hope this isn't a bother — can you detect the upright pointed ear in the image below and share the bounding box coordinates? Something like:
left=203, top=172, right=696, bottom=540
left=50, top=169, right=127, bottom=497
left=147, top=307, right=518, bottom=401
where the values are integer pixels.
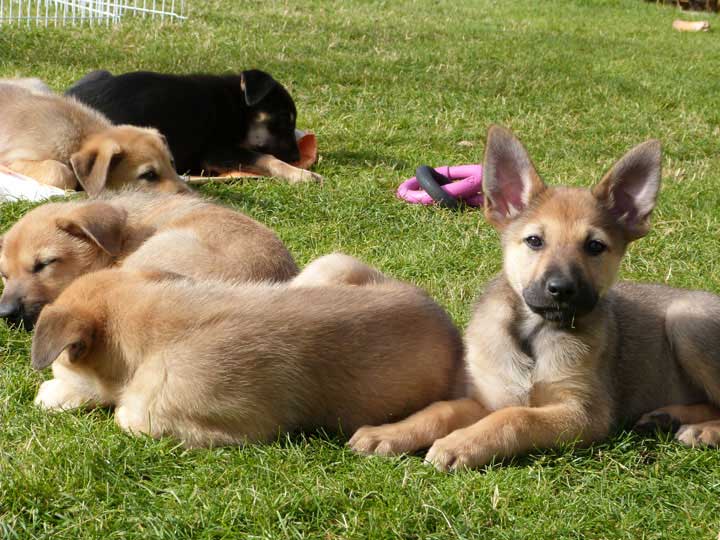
left=482, top=125, right=546, bottom=228
left=592, top=140, right=661, bottom=241
left=55, top=203, right=128, bottom=257
left=70, top=139, right=123, bottom=197
left=31, top=306, right=94, bottom=370
left=240, top=70, right=278, bottom=106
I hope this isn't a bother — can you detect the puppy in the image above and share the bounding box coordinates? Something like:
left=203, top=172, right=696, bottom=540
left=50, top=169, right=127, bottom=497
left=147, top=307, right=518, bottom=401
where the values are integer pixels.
left=66, top=70, right=322, bottom=183
left=350, top=125, right=720, bottom=470
left=0, top=83, right=188, bottom=194
left=0, top=190, right=297, bottom=329
left=0, top=77, right=52, bottom=94
left=31, top=254, right=462, bottom=448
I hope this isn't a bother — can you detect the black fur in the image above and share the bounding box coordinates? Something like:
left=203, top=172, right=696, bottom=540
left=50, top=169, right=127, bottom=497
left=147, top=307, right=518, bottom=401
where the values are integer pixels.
left=66, top=70, right=300, bottom=174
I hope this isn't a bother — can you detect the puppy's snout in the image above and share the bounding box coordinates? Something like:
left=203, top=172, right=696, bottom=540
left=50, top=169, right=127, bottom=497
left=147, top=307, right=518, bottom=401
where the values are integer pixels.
left=0, top=301, right=20, bottom=319
left=545, top=276, right=576, bottom=302
left=0, top=300, right=25, bottom=328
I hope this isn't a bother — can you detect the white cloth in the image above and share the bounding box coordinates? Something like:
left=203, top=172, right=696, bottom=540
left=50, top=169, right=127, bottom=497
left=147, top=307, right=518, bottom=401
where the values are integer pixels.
left=0, top=166, right=66, bottom=202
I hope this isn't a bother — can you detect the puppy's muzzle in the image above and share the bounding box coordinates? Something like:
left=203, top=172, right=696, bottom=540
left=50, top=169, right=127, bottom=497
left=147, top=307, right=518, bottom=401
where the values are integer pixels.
left=0, top=299, right=38, bottom=330
left=523, top=270, right=598, bottom=324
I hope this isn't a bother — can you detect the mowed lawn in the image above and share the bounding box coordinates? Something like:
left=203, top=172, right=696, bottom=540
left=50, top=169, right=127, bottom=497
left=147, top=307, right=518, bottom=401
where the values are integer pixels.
left=2, top=0, right=720, bottom=538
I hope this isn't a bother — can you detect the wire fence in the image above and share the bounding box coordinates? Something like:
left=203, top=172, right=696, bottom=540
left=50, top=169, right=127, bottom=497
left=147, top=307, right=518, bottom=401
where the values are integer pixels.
left=0, top=0, right=186, bottom=26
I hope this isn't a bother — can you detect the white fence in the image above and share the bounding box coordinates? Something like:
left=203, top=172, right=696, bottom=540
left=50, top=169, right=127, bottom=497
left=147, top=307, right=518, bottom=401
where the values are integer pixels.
left=0, top=0, right=186, bottom=26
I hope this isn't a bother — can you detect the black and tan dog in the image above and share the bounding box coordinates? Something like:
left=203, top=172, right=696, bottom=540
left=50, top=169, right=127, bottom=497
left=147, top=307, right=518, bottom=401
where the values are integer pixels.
left=350, top=125, right=720, bottom=470
left=66, top=69, right=321, bottom=183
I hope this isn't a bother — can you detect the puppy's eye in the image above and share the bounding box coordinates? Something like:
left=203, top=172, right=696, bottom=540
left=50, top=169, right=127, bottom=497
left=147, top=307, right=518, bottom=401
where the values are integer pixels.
left=524, top=235, right=544, bottom=250
left=32, top=258, right=58, bottom=273
left=139, top=170, right=159, bottom=182
left=586, top=240, right=607, bottom=256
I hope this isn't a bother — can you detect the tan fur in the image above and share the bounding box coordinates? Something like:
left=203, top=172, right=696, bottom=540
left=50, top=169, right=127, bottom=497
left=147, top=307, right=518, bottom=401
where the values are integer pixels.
left=0, top=190, right=298, bottom=326
left=31, top=254, right=463, bottom=448
left=0, top=77, right=52, bottom=94
left=0, top=83, right=188, bottom=194
left=351, top=125, right=720, bottom=470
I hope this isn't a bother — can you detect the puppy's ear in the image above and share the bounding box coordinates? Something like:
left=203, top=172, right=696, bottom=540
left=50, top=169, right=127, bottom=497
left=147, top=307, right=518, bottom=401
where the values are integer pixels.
left=70, top=139, right=123, bottom=197
left=56, top=203, right=128, bottom=257
left=592, top=140, right=661, bottom=241
left=31, top=307, right=94, bottom=370
left=482, top=125, right=546, bottom=228
left=240, top=70, right=278, bottom=106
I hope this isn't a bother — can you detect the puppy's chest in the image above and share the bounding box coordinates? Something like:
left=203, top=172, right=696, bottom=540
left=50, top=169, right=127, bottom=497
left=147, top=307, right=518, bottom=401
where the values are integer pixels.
left=470, top=320, right=595, bottom=410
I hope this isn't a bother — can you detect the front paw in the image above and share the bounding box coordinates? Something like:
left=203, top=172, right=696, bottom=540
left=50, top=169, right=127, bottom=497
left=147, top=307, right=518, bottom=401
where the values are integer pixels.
left=34, top=379, right=86, bottom=411
left=290, top=169, right=323, bottom=184
left=676, top=422, right=720, bottom=447
left=349, top=424, right=422, bottom=456
left=114, top=405, right=151, bottom=436
left=425, top=429, right=495, bottom=472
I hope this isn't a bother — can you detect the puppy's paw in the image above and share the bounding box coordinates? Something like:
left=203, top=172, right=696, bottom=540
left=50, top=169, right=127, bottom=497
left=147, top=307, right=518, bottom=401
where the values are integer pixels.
left=34, top=379, right=86, bottom=411
left=425, top=430, right=494, bottom=472
left=289, top=169, right=323, bottom=184
left=114, top=405, right=151, bottom=436
left=676, top=422, right=720, bottom=448
left=634, top=411, right=682, bottom=434
left=348, top=424, right=422, bottom=456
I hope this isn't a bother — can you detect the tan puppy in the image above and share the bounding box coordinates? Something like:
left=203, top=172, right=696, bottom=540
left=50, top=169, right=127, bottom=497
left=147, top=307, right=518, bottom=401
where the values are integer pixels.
left=350, top=125, right=720, bottom=470
left=0, top=83, right=188, bottom=194
left=31, top=254, right=463, bottom=448
left=0, top=190, right=297, bottom=328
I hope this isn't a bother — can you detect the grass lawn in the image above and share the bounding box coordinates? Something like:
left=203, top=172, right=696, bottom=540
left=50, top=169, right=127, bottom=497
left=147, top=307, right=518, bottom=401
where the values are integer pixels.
left=2, top=0, right=720, bottom=538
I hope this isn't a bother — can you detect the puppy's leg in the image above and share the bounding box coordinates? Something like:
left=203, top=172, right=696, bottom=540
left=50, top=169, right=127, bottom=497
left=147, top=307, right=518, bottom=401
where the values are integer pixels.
left=635, top=403, right=720, bottom=433
left=425, top=402, right=605, bottom=471
left=249, top=153, right=323, bottom=184
left=203, top=148, right=322, bottom=184
left=291, top=253, right=389, bottom=288
left=666, top=294, right=720, bottom=404
left=349, top=398, right=488, bottom=456
left=8, top=159, right=77, bottom=189
left=662, top=294, right=720, bottom=446
left=114, top=359, right=167, bottom=439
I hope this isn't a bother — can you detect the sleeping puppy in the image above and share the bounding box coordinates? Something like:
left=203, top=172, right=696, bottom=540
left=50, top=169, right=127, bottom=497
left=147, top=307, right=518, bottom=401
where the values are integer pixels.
left=0, top=77, right=52, bottom=94
left=31, top=254, right=463, bottom=448
left=66, top=69, right=322, bottom=183
left=0, top=83, right=188, bottom=194
left=0, top=190, right=298, bottom=329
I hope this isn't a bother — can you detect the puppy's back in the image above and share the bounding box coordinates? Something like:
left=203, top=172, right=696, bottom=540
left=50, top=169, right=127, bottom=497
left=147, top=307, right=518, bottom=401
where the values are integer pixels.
left=109, top=277, right=462, bottom=442
left=0, top=84, right=109, bottom=163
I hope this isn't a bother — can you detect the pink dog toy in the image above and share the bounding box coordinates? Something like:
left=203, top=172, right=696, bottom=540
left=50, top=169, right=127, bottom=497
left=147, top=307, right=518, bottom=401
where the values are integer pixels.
left=397, top=164, right=484, bottom=208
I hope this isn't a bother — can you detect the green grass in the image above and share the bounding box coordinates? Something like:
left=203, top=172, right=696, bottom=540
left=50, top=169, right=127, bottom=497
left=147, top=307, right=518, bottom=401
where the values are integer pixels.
left=2, top=0, right=720, bottom=538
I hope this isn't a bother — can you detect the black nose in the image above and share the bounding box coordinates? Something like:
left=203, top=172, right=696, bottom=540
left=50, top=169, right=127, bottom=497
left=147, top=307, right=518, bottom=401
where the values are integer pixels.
left=0, top=302, right=25, bottom=328
left=0, top=302, right=20, bottom=319
left=546, top=277, right=576, bottom=302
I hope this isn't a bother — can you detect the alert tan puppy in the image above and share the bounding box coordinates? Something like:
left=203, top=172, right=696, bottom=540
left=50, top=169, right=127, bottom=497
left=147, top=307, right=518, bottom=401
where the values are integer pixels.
left=31, top=254, right=463, bottom=447
left=0, top=190, right=297, bottom=328
left=0, top=83, right=188, bottom=194
left=350, top=125, right=720, bottom=470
